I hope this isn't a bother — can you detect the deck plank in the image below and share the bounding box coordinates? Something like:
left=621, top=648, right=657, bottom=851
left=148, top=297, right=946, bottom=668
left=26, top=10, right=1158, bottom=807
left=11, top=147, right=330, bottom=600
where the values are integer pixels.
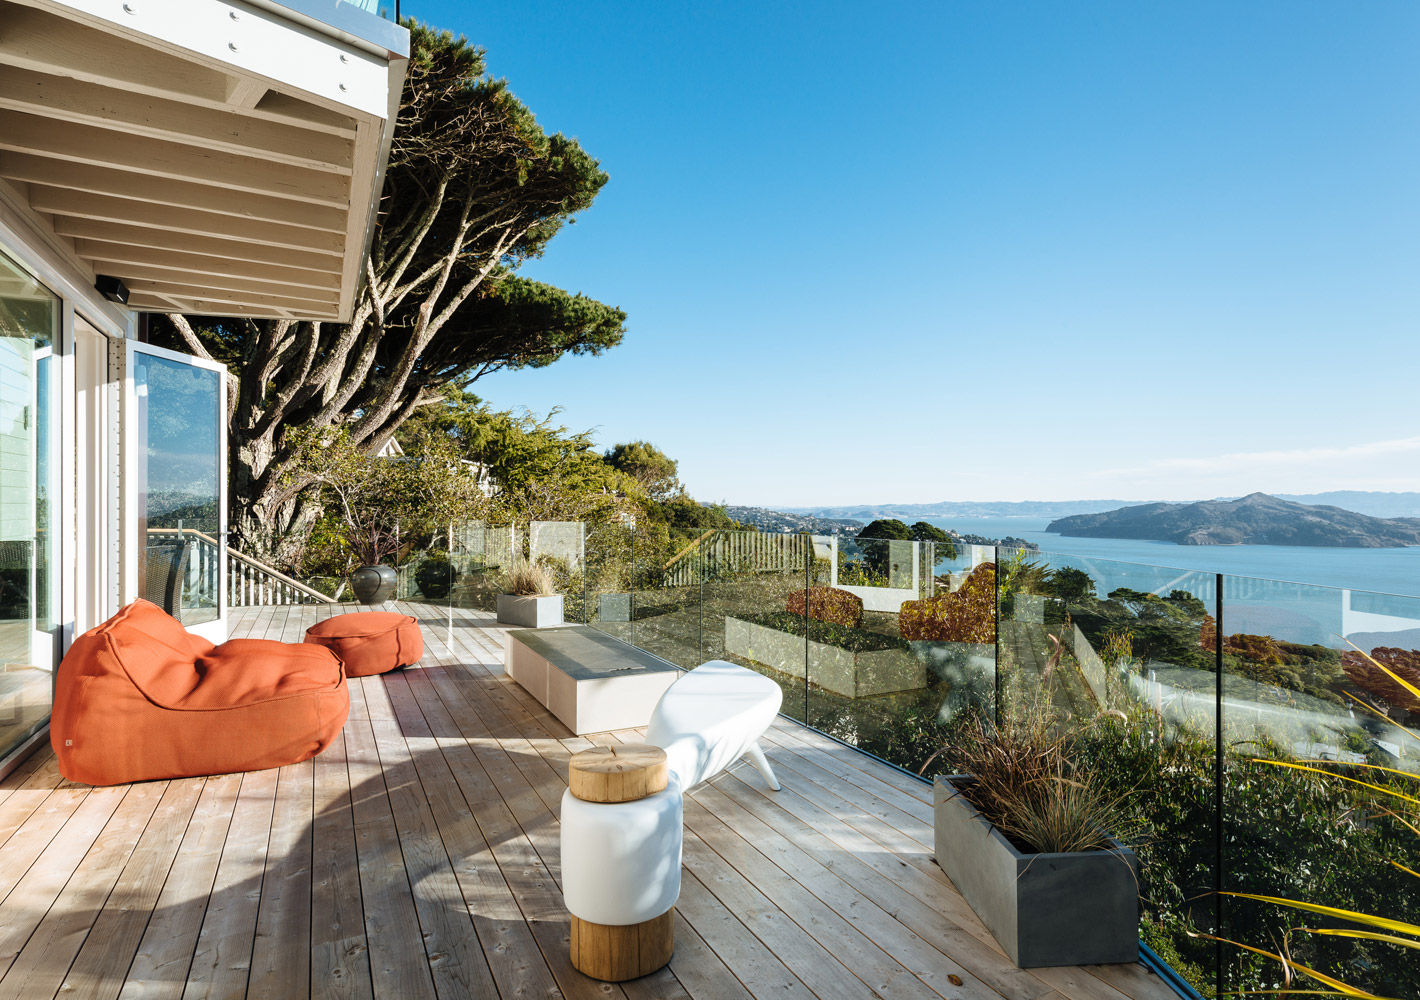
left=342, top=719, right=438, bottom=1000
left=57, top=778, right=207, bottom=1000
left=0, top=786, right=128, bottom=972
left=181, top=766, right=280, bottom=1000
left=118, top=773, right=243, bottom=1000
left=0, top=606, right=1186, bottom=1000
left=0, top=779, right=173, bottom=999
left=380, top=671, right=565, bottom=1000
left=309, top=732, right=373, bottom=1000
left=366, top=715, right=502, bottom=1000
left=247, top=759, right=314, bottom=1000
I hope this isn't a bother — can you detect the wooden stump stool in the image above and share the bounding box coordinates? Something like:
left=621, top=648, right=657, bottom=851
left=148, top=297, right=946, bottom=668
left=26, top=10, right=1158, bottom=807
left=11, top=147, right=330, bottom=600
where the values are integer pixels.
left=567, top=744, right=674, bottom=981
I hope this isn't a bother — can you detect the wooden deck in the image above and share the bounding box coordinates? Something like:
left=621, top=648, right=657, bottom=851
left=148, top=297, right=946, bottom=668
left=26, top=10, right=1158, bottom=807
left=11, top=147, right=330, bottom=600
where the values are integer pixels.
left=0, top=603, right=1181, bottom=1000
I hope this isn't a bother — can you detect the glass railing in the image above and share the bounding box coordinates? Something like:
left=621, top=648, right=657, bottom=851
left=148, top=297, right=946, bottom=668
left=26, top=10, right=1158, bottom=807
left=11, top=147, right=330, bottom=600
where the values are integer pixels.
left=243, top=522, right=1420, bottom=998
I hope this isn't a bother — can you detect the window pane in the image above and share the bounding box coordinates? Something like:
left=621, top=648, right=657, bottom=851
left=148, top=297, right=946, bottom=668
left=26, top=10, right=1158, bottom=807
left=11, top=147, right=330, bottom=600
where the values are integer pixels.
left=135, top=353, right=221, bottom=626
left=0, top=245, right=59, bottom=760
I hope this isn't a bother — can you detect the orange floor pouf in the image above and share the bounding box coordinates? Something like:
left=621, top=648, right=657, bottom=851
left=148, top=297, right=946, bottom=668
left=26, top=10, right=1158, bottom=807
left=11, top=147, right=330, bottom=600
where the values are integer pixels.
left=52, top=600, right=349, bottom=786
left=304, top=612, right=424, bottom=677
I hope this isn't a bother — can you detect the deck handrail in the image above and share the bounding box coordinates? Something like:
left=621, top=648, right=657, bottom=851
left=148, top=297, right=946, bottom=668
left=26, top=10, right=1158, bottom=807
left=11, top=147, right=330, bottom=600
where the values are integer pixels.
left=146, top=527, right=336, bottom=606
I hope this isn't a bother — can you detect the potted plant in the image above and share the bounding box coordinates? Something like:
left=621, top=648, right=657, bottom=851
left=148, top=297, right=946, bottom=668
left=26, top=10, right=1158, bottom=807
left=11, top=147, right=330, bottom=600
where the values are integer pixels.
left=291, top=429, right=487, bottom=606
left=926, top=710, right=1138, bottom=968
left=497, top=559, right=563, bottom=628
left=413, top=550, right=458, bottom=600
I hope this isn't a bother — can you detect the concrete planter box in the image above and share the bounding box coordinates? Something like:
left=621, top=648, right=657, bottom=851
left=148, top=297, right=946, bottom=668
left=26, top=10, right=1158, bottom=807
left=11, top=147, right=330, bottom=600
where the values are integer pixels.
left=724, top=616, right=925, bottom=698
left=933, top=775, right=1138, bottom=968
left=497, top=594, right=564, bottom=628
left=597, top=592, right=631, bottom=623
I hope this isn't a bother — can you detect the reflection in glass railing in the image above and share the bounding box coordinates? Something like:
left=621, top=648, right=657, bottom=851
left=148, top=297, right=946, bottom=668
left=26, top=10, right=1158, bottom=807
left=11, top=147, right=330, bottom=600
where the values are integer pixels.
left=220, top=519, right=1420, bottom=998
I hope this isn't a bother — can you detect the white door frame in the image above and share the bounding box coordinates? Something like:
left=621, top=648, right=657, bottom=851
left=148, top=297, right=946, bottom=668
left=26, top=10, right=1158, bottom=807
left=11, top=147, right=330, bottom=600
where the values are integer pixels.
left=71, top=316, right=111, bottom=637
left=121, top=339, right=229, bottom=642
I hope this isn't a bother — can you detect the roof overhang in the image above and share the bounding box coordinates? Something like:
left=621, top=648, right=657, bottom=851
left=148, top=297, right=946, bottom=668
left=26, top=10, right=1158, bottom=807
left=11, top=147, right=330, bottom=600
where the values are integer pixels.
left=0, top=0, right=408, bottom=322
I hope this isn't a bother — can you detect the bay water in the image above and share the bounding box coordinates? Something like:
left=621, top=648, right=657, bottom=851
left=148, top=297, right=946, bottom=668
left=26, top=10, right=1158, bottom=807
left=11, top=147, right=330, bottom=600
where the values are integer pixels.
left=924, top=516, right=1420, bottom=647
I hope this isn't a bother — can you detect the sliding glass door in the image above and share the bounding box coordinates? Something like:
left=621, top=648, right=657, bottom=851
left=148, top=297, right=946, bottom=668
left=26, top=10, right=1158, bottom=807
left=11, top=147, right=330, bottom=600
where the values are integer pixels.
left=126, top=341, right=227, bottom=640
left=0, top=247, right=59, bottom=761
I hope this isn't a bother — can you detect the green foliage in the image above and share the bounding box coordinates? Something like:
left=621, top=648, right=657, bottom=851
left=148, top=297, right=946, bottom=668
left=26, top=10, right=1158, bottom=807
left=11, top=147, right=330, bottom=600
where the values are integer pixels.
left=399, top=389, right=638, bottom=524
left=646, top=496, right=740, bottom=536
left=908, top=520, right=958, bottom=560
left=786, top=587, right=864, bottom=628
left=1047, top=567, right=1096, bottom=602
left=1068, top=586, right=1213, bottom=672
left=605, top=441, right=681, bottom=501
left=858, top=518, right=913, bottom=541
left=287, top=428, right=488, bottom=568
left=1221, top=634, right=1347, bottom=706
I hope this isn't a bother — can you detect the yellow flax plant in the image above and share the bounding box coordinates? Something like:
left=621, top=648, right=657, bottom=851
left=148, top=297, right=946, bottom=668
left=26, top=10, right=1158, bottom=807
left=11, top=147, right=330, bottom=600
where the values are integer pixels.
left=1202, top=644, right=1420, bottom=998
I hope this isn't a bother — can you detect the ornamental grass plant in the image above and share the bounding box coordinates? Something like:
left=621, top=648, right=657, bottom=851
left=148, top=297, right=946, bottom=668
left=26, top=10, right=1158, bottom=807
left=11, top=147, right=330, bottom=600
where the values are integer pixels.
left=924, top=706, right=1132, bottom=855
left=504, top=559, right=556, bottom=597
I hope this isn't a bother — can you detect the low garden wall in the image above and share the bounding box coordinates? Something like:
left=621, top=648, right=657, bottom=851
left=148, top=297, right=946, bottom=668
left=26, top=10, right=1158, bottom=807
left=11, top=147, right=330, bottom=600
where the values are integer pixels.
left=723, top=615, right=926, bottom=698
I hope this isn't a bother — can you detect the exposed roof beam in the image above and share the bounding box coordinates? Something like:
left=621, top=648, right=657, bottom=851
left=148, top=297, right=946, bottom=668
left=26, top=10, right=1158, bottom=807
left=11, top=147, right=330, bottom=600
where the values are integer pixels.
left=124, top=279, right=339, bottom=314
left=252, top=91, right=360, bottom=135
left=120, top=272, right=340, bottom=307
left=0, top=67, right=355, bottom=173
left=86, top=257, right=342, bottom=296
left=127, top=292, right=336, bottom=321
left=0, top=110, right=352, bottom=207
left=29, top=186, right=345, bottom=254
left=74, top=239, right=341, bottom=287
left=0, top=153, right=347, bottom=232
left=337, top=117, right=382, bottom=321
left=54, top=217, right=341, bottom=270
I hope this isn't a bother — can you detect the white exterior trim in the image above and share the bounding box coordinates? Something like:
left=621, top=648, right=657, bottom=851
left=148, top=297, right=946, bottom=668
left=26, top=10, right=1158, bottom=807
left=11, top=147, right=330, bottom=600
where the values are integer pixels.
left=31, top=0, right=397, bottom=119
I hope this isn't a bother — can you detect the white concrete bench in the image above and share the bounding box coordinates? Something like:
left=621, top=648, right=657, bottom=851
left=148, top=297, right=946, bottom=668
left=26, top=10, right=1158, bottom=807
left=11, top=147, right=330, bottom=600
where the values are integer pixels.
left=505, top=626, right=680, bottom=736
left=560, top=660, right=782, bottom=978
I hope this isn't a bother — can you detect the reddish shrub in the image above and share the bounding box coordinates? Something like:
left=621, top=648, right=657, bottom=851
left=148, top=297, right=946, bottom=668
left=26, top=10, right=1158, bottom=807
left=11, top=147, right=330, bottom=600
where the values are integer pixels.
left=899, top=563, right=996, bottom=643
left=786, top=586, right=863, bottom=628
left=1342, top=647, right=1420, bottom=715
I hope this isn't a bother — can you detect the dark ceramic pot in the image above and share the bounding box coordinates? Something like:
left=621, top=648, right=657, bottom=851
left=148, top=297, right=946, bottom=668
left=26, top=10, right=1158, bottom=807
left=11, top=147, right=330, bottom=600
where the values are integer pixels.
left=351, top=565, right=398, bottom=604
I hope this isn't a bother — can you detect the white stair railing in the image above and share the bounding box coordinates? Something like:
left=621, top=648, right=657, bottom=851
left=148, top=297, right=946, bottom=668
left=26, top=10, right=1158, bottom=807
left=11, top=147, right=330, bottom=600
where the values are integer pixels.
left=226, top=547, right=337, bottom=607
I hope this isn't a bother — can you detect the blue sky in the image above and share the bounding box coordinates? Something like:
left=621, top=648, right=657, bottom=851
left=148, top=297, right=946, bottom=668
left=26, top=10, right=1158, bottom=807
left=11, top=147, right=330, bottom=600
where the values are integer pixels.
left=413, top=0, right=1420, bottom=507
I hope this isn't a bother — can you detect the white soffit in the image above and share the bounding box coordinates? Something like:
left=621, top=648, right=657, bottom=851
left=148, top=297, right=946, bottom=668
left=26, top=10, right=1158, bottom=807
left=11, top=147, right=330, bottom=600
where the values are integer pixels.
left=0, top=0, right=409, bottom=322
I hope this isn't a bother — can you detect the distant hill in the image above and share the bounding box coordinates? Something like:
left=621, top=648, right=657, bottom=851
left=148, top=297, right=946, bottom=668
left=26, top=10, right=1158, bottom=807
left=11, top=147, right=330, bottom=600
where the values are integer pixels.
left=1275, top=491, right=1420, bottom=519
left=715, top=505, right=863, bottom=535
left=787, top=499, right=1138, bottom=521
left=1048, top=493, right=1420, bottom=548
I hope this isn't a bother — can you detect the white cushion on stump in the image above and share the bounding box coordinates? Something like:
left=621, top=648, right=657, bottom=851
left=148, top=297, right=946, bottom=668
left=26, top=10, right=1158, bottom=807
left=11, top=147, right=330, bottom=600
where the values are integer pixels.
left=560, top=782, right=683, bottom=926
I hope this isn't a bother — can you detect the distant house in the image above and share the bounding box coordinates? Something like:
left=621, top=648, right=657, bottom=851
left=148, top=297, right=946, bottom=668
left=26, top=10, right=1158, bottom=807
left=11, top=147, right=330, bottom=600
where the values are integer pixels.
left=374, top=436, right=495, bottom=497
left=0, top=0, right=408, bottom=774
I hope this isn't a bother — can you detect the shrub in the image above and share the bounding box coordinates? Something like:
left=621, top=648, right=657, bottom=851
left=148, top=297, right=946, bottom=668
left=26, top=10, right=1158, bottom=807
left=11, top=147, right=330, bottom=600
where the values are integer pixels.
left=899, top=563, right=996, bottom=643
left=785, top=586, right=863, bottom=628
left=742, top=611, right=908, bottom=654
left=1342, top=646, right=1420, bottom=714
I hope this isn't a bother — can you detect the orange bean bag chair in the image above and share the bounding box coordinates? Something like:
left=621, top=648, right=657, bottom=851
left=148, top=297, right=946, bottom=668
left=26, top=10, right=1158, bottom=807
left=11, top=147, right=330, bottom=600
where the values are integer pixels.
left=51, top=600, right=349, bottom=786
left=303, top=612, right=423, bottom=677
